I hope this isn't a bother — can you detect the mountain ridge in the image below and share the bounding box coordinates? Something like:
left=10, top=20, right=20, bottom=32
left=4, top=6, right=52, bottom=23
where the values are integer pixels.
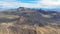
left=0, top=7, right=60, bottom=34
left=0, top=7, right=60, bottom=12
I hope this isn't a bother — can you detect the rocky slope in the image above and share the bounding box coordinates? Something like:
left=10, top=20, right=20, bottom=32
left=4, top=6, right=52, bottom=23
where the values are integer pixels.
left=0, top=7, right=60, bottom=34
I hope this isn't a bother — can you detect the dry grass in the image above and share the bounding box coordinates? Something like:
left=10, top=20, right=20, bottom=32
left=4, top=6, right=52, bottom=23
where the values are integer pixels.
left=0, top=23, right=60, bottom=34
left=0, top=13, right=60, bottom=34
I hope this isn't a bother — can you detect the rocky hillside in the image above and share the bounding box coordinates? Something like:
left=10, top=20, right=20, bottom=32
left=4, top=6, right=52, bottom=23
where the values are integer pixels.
left=0, top=7, right=60, bottom=34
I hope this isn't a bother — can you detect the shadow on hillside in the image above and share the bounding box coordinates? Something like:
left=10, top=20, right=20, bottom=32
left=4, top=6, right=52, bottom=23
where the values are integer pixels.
left=0, top=18, right=17, bottom=23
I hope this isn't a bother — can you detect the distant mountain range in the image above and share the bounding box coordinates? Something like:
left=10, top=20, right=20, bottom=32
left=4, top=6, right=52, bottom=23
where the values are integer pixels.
left=0, top=7, right=60, bottom=11
left=1, top=7, right=60, bottom=24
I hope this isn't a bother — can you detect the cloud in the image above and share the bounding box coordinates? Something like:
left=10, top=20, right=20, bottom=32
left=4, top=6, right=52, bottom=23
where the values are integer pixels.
left=0, top=0, right=60, bottom=9
left=40, top=0, right=60, bottom=6
left=33, top=0, right=60, bottom=8
left=0, top=2, right=20, bottom=9
left=0, top=0, right=18, bottom=2
left=18, top=0, right=60, bottom=8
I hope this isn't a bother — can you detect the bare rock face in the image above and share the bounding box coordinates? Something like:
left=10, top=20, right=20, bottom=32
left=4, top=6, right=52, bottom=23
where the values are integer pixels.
left=17, top=7, right=37, bottom=12
left=16, top=16, right=25, bottom=24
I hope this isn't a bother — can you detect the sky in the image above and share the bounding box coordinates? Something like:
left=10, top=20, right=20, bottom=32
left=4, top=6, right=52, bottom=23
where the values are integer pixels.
left=0, top=0, right=60, bottom=10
